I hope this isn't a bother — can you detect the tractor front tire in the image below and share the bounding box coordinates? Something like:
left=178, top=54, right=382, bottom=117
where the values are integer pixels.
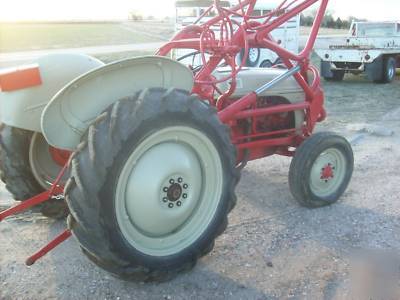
left=65, top=88, right=239, bottom=282
left=0, top=124, right=68, bottom=218
left=289, top=132, right=354, bottom=208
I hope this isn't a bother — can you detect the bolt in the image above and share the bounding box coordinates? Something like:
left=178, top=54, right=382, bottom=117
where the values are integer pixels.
left=183, top=193, right=187, bottom=199
left=168, top=203, right=174, bottom=208
left=162, top=197, right=168, bottom=203
left=183, top=184, right=188, bottom=189
left=177, top=201, right=182, bottom=207
left=163, top=187, right=168, bottom=192
left=169, top=179, right=175, bottom=184
left=178, top=177, right=183, bottom=183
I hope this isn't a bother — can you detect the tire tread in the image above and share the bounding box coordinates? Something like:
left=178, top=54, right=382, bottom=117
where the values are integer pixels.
left=66, top=88, right=239, bottom=282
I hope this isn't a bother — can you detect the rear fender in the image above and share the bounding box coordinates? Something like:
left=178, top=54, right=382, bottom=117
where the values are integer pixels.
left=41, top=56, right=194, bottom=150
left=0, top=54, right=104, bottom=132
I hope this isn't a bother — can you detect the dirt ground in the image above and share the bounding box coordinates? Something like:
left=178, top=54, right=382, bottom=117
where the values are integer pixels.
left=1, top=74, right=400, bottom=299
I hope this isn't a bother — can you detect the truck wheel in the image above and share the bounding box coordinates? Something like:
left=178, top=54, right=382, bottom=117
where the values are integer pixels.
left=240, top=48, right=260, bottom=67
left=65, top=88, right=239, bottom=282
left=0, top=125, right=68, bottom=218
left=324, top=70, right=345, bottom=82
left=289, top=132, right=353, bottom=208
left=381, top=57, right=396, bottom=83
left=260, top=60, right=273, bottom=68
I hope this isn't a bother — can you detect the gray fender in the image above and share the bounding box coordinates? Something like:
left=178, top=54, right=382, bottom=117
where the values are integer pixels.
left=41, top=56, right=194, bottom=150
left=0, top=54, right=104, bottom=132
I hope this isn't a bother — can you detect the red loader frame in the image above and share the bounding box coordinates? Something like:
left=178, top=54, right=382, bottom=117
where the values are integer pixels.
left=158, top=0, right=328, bottom=161
left=0, top=0, right=329, bottom=263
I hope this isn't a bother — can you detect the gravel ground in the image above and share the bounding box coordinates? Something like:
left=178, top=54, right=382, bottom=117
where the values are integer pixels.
left=1, top=74, right=400, bottom=299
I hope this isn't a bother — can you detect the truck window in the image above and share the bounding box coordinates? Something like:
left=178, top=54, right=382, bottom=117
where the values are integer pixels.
left=176, top=7, right=198, bottom=22
left=251, top=10, right=262, bottom=17
left=357, top=23, right=395, bottom=37
left=199, top=8, right=217, bottom=17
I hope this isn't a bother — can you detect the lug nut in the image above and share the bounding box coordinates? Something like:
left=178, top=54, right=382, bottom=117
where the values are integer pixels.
left=169, top=179, right=175, bottom=184
left=168, top=203, right=174, bottom=208
left=182, top=193, right=187, bottom=199
left=163, top=187, right=168, bottom=192
left=183, top=184, right=188, bottom=189
left=178, top=177, right=183, bottom=183
left=177, top=201, right=182, bottom=207
left=163, top=197, right=168, bottom=203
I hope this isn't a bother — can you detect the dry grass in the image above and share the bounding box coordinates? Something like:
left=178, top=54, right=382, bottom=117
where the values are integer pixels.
left=0, top=22, right=167, bottom=52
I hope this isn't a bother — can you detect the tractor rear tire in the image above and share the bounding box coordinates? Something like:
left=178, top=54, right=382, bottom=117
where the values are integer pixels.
left=0, top=125, right=42, bottom=200
left=289, top=132, right=354, bottom=208
left=0, top=124, right=68, bottom=218
left=65, top=88, right=239, bottom=282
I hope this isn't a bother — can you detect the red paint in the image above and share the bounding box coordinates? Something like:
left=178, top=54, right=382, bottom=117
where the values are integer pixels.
left=321, top=164, right=334, bottom=180
left=233, top=102, right=310, bottom=120
left=0, top=64, right=42, bottom=92
left=0, top=164, right=67, bottom=222
left=26, top=230, right=72, bottom=266
left=157, top=0, right=329, bottom=163
left=49, top=146, right=72, bottom=167
left=0, top=191, right=54, bottom=222
left=0, top=163, right=71, bottom=265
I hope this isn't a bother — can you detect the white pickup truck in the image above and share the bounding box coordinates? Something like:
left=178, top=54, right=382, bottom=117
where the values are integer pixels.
left=315, top=21, right=400, bottom=83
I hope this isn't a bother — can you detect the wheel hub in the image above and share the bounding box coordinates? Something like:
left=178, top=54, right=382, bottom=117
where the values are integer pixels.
left=309, top=148, right=346, bottom=197
left=162, top=177, right=190, bottom=208
left=167, top=183, right=182, bottom=201
left=320, top=163, right=334, bottom=181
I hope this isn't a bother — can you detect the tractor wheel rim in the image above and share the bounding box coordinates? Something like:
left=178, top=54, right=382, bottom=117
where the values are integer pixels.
left=29, top=133, right=67, bottom=190
left=309, top=148, right=346, bottom=198
left=115, top=126, right=223, bottom=256
left=248, top=48, right=258, bottom=62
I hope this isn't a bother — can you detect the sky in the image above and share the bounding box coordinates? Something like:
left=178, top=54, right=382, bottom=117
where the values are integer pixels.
left=0, top=0, right=399, bottom=22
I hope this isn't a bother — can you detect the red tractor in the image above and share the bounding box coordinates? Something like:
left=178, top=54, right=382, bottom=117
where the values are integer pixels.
left=0, top=0, right=353, bottom=282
